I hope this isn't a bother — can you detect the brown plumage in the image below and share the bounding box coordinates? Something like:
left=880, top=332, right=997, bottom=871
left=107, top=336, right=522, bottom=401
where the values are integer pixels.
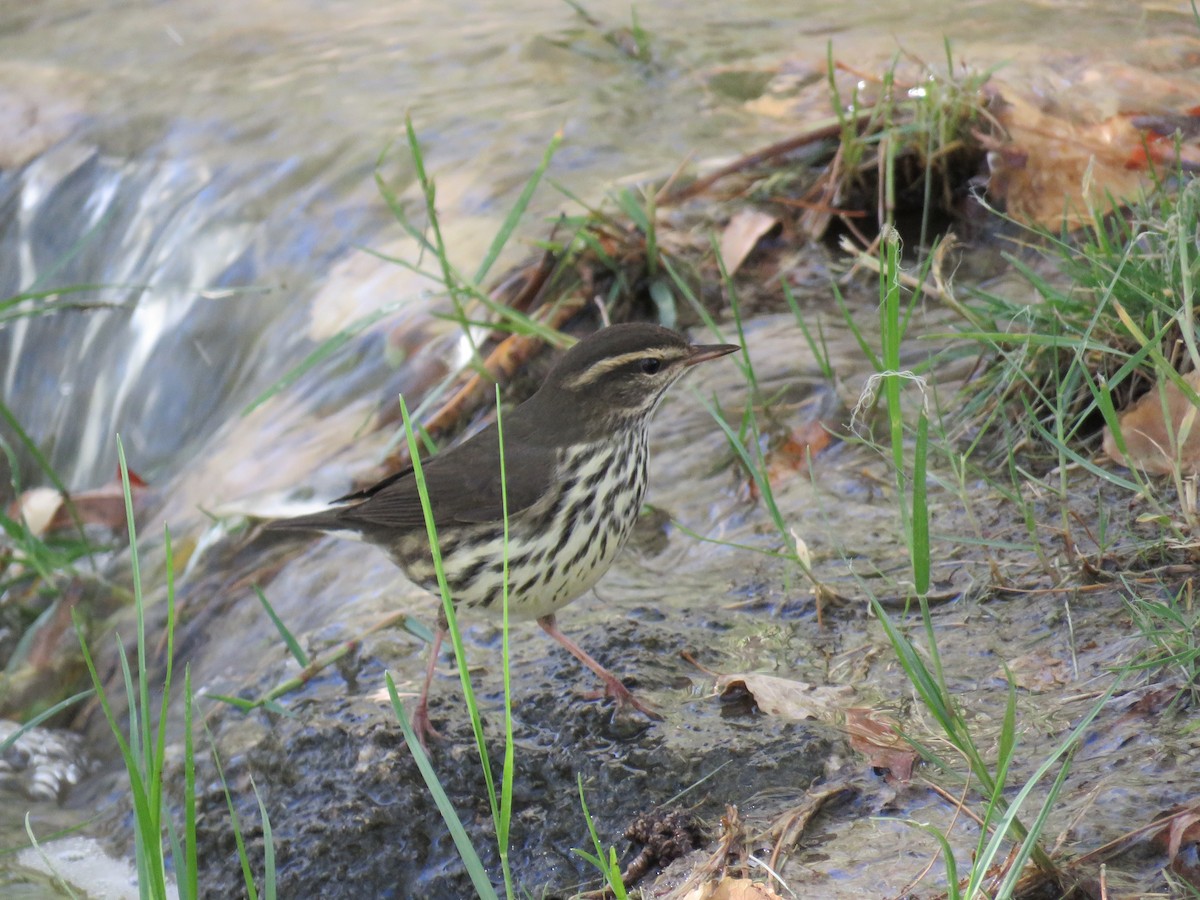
left=269, top=322, right=739, bottom=743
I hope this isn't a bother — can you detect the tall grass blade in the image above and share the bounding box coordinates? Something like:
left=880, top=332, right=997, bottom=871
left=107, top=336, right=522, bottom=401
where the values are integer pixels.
left=251, top=775, right=276, bottom=900
left=573, top=775, right=628, bottom=899
left=385, top=674, right=500, bottom=900
left=116, top=440, right=153, bottom=787
left=254, top=586, right=310, bottom=667
left=208, top=726, right=259, bottom=900
left=494, top=385, right=516, bottom=883
left=0, top=689, right=95, bottom=754
left=396, top=393, right=514, bottom=894
left=23, top=812, right=79, bottom=900
left=474, top=132, right=563, bottom=284
left=73, top=616, right=163, bottom=897
left=182, top=665, right=198, bottom=900
left=911, top=410, right=930, bottom=596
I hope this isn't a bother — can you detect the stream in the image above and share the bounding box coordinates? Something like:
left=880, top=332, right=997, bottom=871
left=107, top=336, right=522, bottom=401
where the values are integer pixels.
left=2, top=1, right=1199, bottom=897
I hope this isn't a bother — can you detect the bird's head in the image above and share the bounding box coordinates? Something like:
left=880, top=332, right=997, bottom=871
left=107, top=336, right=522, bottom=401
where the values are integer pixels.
left=530, top=323, right=739, bottom=440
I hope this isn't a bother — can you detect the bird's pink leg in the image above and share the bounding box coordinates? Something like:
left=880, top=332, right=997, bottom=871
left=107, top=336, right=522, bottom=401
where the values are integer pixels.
left=411, top=621, right=446, bottom=748
left=537, top=614, right=663, bottom=720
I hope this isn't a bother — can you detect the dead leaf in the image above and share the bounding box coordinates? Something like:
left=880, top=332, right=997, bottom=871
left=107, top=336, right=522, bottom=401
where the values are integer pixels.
left=719, top=209, right=779, bottom=277
left=715, top=673, right=853, bottom=720
left=1104, top=371, right=1200, bottom=475
left=8, top=487, right=62, bottom=538
left=1150, top=805, right=1200, bottom=889
left=764, top=419, right=833, bottom=487
left=1005, top=651, right=1073, bottom=693
left=7, top=469, right=151, bottom=539
left=679, top=877, right=786, bottom=900
left=845, top=707, right=918, bottom=782
left=986, top=85, right=1200, bottom=229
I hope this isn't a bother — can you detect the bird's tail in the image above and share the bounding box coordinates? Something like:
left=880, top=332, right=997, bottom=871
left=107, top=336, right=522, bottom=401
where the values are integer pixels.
left=263, top=508, right=344, bottom=534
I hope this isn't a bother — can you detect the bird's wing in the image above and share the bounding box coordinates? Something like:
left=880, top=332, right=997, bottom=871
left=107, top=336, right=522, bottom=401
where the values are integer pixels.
left=337, top=424, right=555, bottom=531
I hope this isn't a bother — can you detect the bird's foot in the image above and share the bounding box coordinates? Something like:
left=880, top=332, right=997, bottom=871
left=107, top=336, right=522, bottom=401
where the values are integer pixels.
left=586, top=676, right=664, bottom=721
left=410, top=700, right=444, bottom=750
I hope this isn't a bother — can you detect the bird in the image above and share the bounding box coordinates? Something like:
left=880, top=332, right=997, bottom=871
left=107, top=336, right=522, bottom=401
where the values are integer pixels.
left=268, top=322, right=740, bottom=744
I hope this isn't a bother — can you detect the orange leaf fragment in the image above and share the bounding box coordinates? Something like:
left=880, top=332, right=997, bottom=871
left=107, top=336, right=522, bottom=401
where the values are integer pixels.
left=679, top=876, right=786, bottom=900
left=764, top=420, right=832, bottom=488
left=1103, top=370, right=1200, bottom=475
left=845, top=707, right=918, bottom=782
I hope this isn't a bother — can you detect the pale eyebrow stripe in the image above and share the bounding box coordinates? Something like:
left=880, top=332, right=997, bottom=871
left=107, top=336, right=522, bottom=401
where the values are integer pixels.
left=563, top=347, right=688, bottom=389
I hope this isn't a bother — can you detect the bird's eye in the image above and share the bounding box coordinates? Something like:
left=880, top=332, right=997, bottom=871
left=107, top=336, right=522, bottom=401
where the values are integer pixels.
left=639, top=357, right=662, bottom=375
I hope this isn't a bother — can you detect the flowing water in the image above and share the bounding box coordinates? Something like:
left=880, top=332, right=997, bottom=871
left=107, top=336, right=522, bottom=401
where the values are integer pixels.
left=1, top=0, right=1177, bottom=494
left=2, top=0, right=1199, bottom=896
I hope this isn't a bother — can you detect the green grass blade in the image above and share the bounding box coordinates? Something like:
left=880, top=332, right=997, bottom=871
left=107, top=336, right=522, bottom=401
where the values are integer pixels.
left=385, top=674, right=500, bottom=900
left=23, top=812, right=79, bottom=900
left=183, top=665, right=198, bottom=900
left=251, top=775, right=276, bottom=900
left=149, top=527, right=177, bottom=863
left=166, top=819, right=187, bottom=900
left=911, top=410, right=930, bottom=596
left=613, top=187, right=650, bottom=234
left=494, top=386, right=516, bottom=885
left=0, top=401, right=63, bottom=493
left=0, top=689, right=95, bottom=754
left=254, top=586, right=310, bottom=667
left=474, top=131, right=562, bottom=284
left=782, top=278, right=834, bottom=380
left=396, top=393, right=510, bottom=891
left=869, top=600, right=955, bottom=735
left=73, top=614, right=163, bottom=897
left=907, top=819, right=959, bottom=899
left=116, top=438, right=153, bottom=791
left=574, top=775, right=627, bottom=899
left=207, top=728, right=259, bottom=900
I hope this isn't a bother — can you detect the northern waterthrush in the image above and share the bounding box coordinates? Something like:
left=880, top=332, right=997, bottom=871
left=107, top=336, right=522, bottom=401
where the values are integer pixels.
left=269, top=323, right=739, bottom=742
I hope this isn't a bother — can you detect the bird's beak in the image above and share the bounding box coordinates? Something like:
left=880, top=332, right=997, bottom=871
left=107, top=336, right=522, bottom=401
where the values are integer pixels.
left=686, top=342, right=741, bottom=366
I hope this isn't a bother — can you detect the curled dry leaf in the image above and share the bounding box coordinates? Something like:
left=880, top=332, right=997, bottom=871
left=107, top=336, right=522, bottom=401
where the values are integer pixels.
left=844, top=707, right=918, bottom=782
left=716, top=673, right=854, bottom=721
left=1103, top=370, right=1200, bottom=475
left=719, top=209, right=779, bottom=277
left=679, top=877, right=786, bottom=900
left=1151, top=804, right=1200, bottom=890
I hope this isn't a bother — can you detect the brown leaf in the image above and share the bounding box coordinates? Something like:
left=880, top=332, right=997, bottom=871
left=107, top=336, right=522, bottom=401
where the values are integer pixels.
left=1150, top=805, right=1200, bottom=889
left=1103, top=370, right=1200, bottom=475
left=7, top=470, right=151, bottom=539
left=845, top=707, right=918, bottom=782
left=1005, top=651, right=1073, bottom=693
left=679, top=877, right=786, bottom=900
left=985, top=85, right=1200, bottom=229
left=745, top=419, right=839, bottom=504
left=765, top=420, right=833, bottom=485
left=715, top=673, right=853, bottom=720
left=718, top=209, right=779, bottom=277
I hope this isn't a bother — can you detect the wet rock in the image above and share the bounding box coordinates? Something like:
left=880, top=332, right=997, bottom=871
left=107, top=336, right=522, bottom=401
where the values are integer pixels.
left=189, top=616, right=833, bottom=898
left=0, top=719, right=94, bottom=803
